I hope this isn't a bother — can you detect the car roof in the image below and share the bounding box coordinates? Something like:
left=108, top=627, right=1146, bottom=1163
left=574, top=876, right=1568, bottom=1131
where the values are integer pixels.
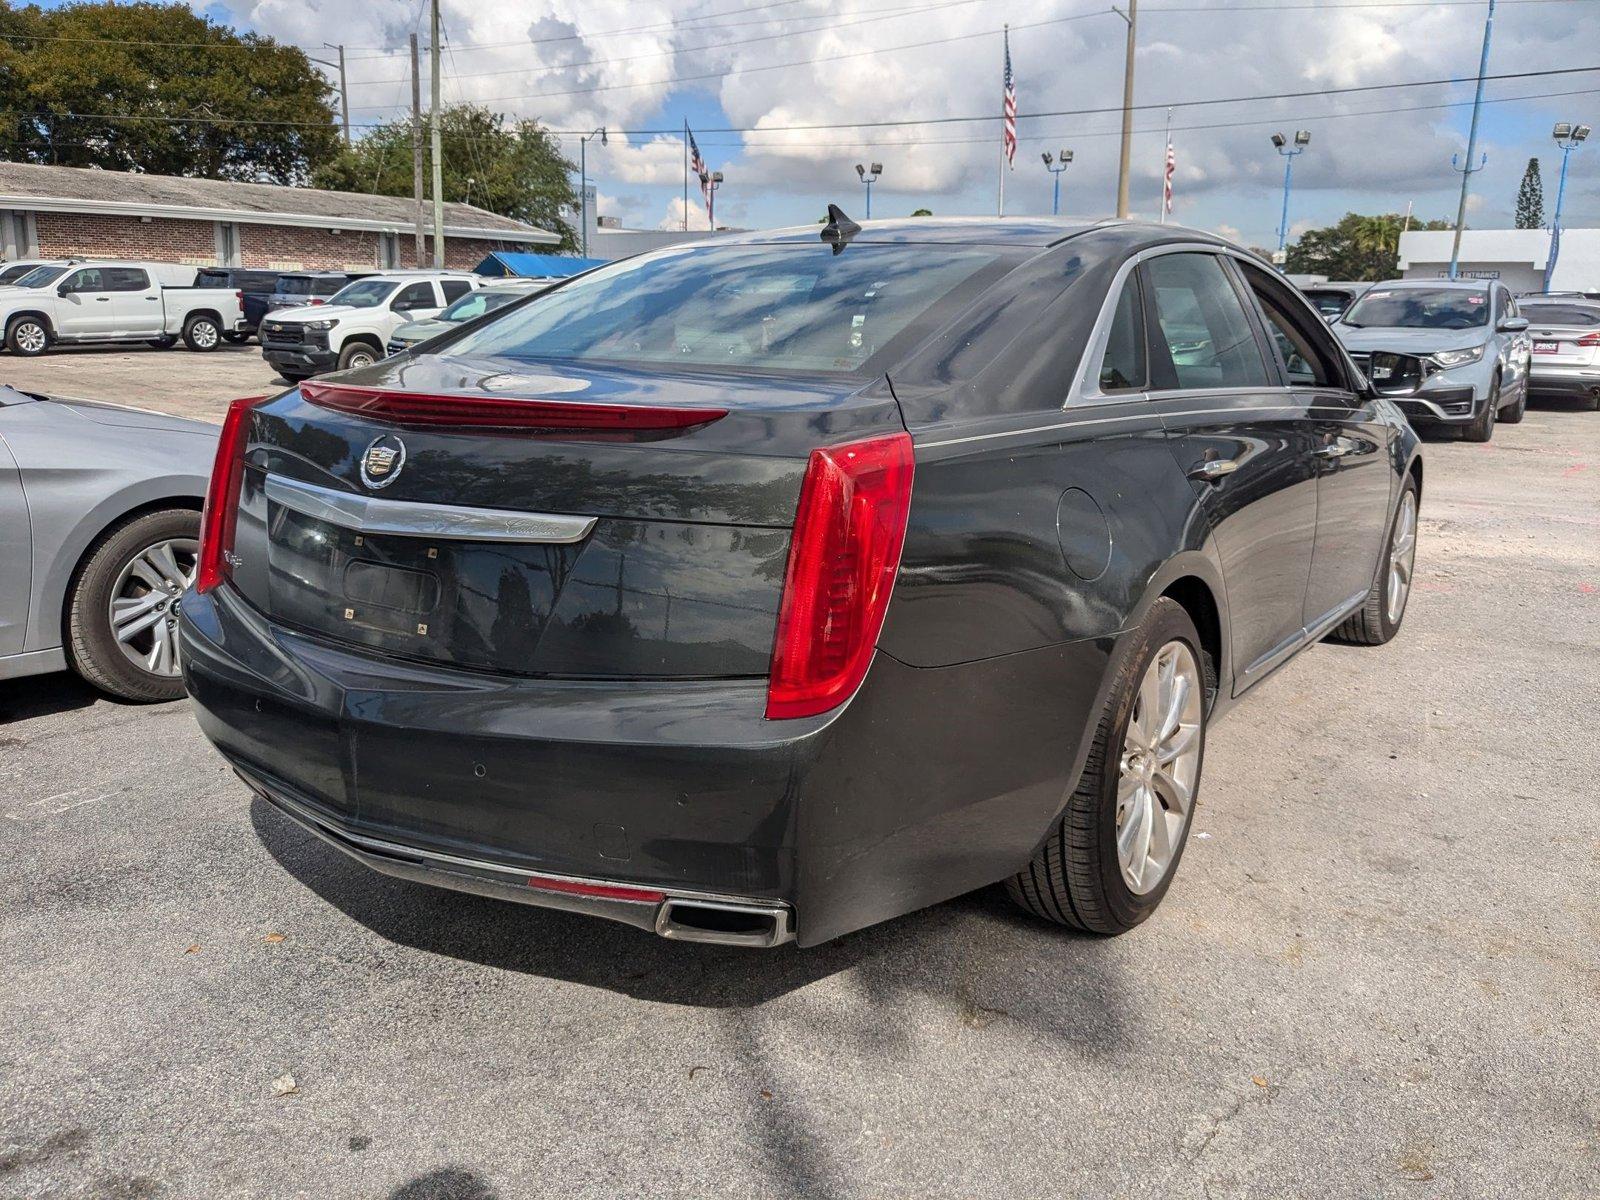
left=710, top=215, right=1129, bottom=248
left=1364, top=278, right=1495, bottom=291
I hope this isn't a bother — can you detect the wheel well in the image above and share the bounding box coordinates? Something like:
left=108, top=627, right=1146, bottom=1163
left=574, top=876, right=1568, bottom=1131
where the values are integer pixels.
left=1161, top=575, right=1222, bottom=705
left=341, top=332, right=384, bottom=353
left=185, top=310, right=223, bottom=327
left=1408, top=456, right=1423, bottom=499
left=59, top=496, right=204, bottom=639
left=6, top=309, right=54, bottom=336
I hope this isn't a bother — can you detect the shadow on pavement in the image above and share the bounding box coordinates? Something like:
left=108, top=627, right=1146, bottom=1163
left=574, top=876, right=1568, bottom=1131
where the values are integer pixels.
left=389, top=1168, right=498, bottom=1200
left=0, top=671, right=100, bottom=725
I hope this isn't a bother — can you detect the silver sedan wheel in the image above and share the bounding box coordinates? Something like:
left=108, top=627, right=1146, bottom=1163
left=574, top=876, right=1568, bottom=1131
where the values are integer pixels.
left=1117, top=640, right=1203, bottom=895
left=109, top=537, right=197, bottom=677
left=14, top=321, right=46, bottom=353
left=1386, top=490, right=1418, bottom=624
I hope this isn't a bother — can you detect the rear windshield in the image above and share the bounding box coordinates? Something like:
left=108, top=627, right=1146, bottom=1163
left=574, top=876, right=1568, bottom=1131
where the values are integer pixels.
left=278, top=276, right=315, bottom=295
left=13, top=265, right=67, bottom=288
left=1344, top=287, right=1488, bottom=329
left=195, top=270, right=230, bottom=288
left=1520, top=303, right=1600, bottom=327
left=1302, top=289, right=1355, bottom=318
left=448, top=243, right=1004, bottom=374
left=280, top=275, right=348, bottom=296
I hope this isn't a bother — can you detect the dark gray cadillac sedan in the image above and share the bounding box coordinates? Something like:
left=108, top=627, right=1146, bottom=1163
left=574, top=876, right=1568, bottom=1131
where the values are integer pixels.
left=179, top=214, right=1422, bottom=948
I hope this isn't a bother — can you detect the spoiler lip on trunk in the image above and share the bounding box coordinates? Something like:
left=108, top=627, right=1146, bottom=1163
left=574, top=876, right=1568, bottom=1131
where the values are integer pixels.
left=298, top=381, right=729, bottom=438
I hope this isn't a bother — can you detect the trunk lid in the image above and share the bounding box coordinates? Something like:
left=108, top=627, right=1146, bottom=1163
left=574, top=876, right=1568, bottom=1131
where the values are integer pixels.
left=230, top=354, right=900, bottom=679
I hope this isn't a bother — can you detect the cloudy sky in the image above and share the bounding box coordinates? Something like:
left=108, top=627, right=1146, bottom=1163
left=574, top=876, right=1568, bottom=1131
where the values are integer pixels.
left=207, top=0, right=1600, bottom=244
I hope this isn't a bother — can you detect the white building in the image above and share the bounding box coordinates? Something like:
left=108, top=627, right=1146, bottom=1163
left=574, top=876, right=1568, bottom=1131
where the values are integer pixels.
left=1398, top=227, right=1600, bottom=293
left=575, top=184, right=745, bottom=260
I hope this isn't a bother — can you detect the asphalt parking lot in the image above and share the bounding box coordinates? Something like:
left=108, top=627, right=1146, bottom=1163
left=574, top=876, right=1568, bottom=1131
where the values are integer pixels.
left=2, top=353, right=1598, bottom=1199
left=2, top=341, right=282, bottom=423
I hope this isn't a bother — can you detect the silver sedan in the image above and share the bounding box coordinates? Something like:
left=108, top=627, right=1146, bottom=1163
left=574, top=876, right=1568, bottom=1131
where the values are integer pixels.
left=0, top=385, right=215, bottom=700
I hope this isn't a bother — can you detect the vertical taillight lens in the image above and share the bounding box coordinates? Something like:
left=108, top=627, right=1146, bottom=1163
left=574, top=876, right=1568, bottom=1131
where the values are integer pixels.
left=195, top=396, right=263, bottom=595
left=766, top=432, right=914, bottom=720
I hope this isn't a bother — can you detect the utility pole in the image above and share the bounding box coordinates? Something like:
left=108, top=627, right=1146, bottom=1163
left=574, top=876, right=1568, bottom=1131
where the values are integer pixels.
left=410, top=34, right=426, bottom=267
left=1113, top=0, right=1138, bottom=218
left=309, top=43, right=351, bottom=147
left=1449, top=0, right=1495, bottom=279
left=429, top=0, right=444, bottom=269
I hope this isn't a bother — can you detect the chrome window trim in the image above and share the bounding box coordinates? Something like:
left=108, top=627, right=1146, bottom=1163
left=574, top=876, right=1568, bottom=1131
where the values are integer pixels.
left=263, top=473, right=598, bottom=544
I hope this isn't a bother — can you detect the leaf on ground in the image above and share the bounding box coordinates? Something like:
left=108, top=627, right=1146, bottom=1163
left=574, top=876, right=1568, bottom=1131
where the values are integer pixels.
left=1251, top=1075, right=1270, bottom=1088
left=760, top=1089, right=773, bottom=1100
left=271, top=1073, right=299, bottom=1097
left=264, top=933, right=286, bottom=944
left=183, top=944, right=201, bottom=954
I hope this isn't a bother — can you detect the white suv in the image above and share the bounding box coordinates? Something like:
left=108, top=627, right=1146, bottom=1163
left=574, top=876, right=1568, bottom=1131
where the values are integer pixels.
left=259, top=272, right=482, bottom=381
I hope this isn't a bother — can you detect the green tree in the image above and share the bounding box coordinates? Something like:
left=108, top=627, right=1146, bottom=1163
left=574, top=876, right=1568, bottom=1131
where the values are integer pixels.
left=1284, top=211, right=1453, bottom=281
left=1515, top=158, right=1545, bottom=229
left=313, top=105, right=578, bottom=250
left=910, top=207, right=933, bottom=216
left=0, top=1, right=340, bottom=182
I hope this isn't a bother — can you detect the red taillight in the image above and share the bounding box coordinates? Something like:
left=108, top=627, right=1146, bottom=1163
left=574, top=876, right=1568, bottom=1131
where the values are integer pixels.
left=299, top=382, right=726, bottom=435
left=766, top=431, right=914, bottom=720
left=524, top=874, right=666, bottom=904
left=195, top=396, right=266, bottom=594
left=1577, top=333, right=1600, bottom=347
left=310, top=298, right=325, bottom=305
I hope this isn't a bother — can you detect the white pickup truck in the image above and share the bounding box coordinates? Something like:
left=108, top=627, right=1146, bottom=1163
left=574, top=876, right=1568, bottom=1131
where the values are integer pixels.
left=0, top=260, right=247, bottom=357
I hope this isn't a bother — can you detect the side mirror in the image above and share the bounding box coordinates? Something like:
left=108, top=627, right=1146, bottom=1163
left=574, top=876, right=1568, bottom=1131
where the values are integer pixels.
left=1499, top=316, right=1529, bottom=333
left=56, top=283, right=71, bottom=297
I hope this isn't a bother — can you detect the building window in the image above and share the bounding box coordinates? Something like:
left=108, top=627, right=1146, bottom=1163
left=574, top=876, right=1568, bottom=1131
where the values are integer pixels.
left=379, top=233, right=400, bottom=269
left=214, top=221, right=241, bottom=267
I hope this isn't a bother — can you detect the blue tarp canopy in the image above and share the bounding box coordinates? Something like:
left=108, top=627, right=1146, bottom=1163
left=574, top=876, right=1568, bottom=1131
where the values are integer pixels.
left=475, top=251, right=608, bottom=278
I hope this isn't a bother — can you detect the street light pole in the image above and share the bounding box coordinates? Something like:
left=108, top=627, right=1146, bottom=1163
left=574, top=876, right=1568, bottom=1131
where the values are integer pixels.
left=1112, top=0, right=1138, bottom=218
left=1543, top=121, right=1590, bottom=291
left=1449, top=0, right=1496, bottom=280
left=855, top=162, right=882, bottom=219
left=1041, top=149, right=1073, bottom=216
left=1271, top=130, right=1311, bottom=258
left=579, top=128, right=607, bottom=258
left=707, top=171, right=724, bottom=228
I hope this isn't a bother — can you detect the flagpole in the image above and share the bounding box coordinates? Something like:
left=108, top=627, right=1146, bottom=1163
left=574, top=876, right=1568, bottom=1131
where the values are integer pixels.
left=1160, top=106, right=1172, bottom=224
left=682, top=120, right=689, bottom=232
left=998, top=24, right=1007, bottom=218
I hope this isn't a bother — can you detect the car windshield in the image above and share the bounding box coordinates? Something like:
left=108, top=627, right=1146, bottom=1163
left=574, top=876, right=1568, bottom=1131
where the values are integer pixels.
left=449, top=243, right=1003, bottom=374
left=1343, top=287, right=1489, bottom=329
left=327, top=279, right=394, bottom=308
left=1520, top=303, right=1600, bottom=327
left=1303, top=290, right=1353, bottom=318
left=12, top=265, right=67, bottom=288
left=438, top=290, right=526, bottom=323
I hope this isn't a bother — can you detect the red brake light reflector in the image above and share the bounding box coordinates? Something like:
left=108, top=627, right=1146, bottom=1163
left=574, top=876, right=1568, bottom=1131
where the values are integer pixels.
left=299, top=382, right=727, bottom=434
left=766, top=431, right=915, bottom=720
left=525, top=874, right=667, bottom=904
left=195, top=395, right=267, bottom=594
left=1577, top=333, right=1600, bottom=347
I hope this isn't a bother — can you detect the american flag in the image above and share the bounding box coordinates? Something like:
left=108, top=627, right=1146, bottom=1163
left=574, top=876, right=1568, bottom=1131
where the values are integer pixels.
left=688, top=126, right=711, bottom=218
left=1164, top=139, right=1176, bottom=216
left=1002, top=30, right=1017, bottom=166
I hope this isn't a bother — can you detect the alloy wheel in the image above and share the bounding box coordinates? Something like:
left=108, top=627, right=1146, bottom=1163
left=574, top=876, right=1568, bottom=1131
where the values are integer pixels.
left=1116, top=640, right=1203, bottom=895
left=14, top=322, right=45, bottom=353
left=108, top=537, right=197, bottom=677
left=192, top=322, right=219, bottom=349
left=347, top=349, right=375, bottom=368
left=1386, top=490, right=1418, bottom=624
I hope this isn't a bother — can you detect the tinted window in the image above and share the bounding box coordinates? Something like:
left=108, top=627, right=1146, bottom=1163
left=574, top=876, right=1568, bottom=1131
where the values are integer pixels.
left=393, top=282, right=436, bottom=311
left=1521, top=303, right=1600, bottom=327
left=1146, top=254, right=1271, bottom=390
left=451, top=243, right=1002, bottom=374
left=195, top=270, right=230, bottom=288
left=0, top=263, right=35, bottom=284
left=1239, top=265, right=1340, bottom=388
left=314, top=276, right=347, bottom=296
left=1302, top=289, right=1354, bottom=318
left=14, top=265, right=66, bottom=288
left=105, top=267, right=149, bottom=292
left=1097, top=276, right=1147, bottom=391
left=440, top=279, right=472, bottom=302
left=278, top=276, right=314, bottom=296
left=63, top=268, right=105, bottom=293
left=1344, top=287, right=1489, bottom=329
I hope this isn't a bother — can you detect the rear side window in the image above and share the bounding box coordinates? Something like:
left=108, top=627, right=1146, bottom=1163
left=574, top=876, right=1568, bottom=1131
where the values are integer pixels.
left=1097, top=275, right=1148, bottom=391
left=450, top=243, right=1005, bottom=375
left=1146, top=254, right=1271, bottom=390
left=1521, top=303, right=1600, bottom=326
left=1237, top=261, right=1344, bottom=388
left=440, top=279, right=472, bottom=302
left=393, top=282, right=436, bottom=311
left=105, top=267, right=149, bottom=292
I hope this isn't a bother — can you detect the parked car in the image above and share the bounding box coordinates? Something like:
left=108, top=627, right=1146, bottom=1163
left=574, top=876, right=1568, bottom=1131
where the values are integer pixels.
left=0, top=384, right=215, bottom=700
left=0, top=261, right=246, bottom=357
left=267, top=270, right=372, bottom=315
left=1299, top=280, right=1370, bottom=321
left=181, top=217, right=1422, bottom=948
left=385, top=279, right=555, bottom=355
left=194, top=268, right=283, bottom=343
left=1333, top=278, right=1531, bottom=441
left=259, top=271, right=481, bottom=381
left=1515, top=297, right=1600, bottom=411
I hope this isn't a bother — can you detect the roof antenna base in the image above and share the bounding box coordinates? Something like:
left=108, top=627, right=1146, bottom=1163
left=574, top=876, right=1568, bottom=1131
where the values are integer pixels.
left=820, top=204, right=861, bottom=254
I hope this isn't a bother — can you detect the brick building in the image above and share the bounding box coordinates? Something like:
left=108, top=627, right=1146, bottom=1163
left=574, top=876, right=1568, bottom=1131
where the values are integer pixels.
left=0, top=161, right=558, bottom=271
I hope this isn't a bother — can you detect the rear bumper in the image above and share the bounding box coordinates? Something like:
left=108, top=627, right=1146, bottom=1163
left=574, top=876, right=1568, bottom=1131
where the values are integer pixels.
left=179, top=583, right=1108, bottom=946
left=1528, top=364, right=1600, bottom=397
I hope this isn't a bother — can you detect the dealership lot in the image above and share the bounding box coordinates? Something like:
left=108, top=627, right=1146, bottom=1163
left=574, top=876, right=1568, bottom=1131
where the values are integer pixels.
left=1, top=353, right=1597, bottom=1198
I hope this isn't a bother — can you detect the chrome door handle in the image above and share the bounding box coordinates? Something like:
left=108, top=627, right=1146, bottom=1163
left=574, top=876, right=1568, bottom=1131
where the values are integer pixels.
left=1188, top=458, right=1239, bottom=481
left=1312, top=443, right=1350, bottom=459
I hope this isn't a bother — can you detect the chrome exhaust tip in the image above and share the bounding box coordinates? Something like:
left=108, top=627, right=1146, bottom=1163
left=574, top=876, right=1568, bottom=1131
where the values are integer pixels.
left=655, top=898, right=794, bottom=948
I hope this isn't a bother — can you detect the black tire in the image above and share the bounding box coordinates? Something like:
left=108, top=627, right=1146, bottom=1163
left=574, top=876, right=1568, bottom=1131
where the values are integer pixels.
left=1463, top=375, right=1499, bottom=442
left=1499, top=377, right=1527, bottom=424
left=182, top=314, right=221, bottom=352
left=146, top=336, right=177, bottom=349
left=222, top=330, right=250, bottom=345
left=1328, top=477, right=1420, bottom=647
left=1583, top=390, right=1600, bottom=413
left=1006, top=596, right=1212, bottom=935
left=336, top=340, right=380, bottom=372
left=66, top=508, right=200, bottom=703
left=5, top=315, right=50, bottom=356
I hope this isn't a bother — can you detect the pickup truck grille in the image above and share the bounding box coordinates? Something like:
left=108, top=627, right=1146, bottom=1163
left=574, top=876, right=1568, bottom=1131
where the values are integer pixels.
left=261, top=321, right=306, bottom=347
left=1348, top=351, right=1424, bottom=395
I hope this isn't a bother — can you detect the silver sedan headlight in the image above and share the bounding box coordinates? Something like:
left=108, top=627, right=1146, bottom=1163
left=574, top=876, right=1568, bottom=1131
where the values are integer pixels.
left=1428, top=345, right=1484, bottom=369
